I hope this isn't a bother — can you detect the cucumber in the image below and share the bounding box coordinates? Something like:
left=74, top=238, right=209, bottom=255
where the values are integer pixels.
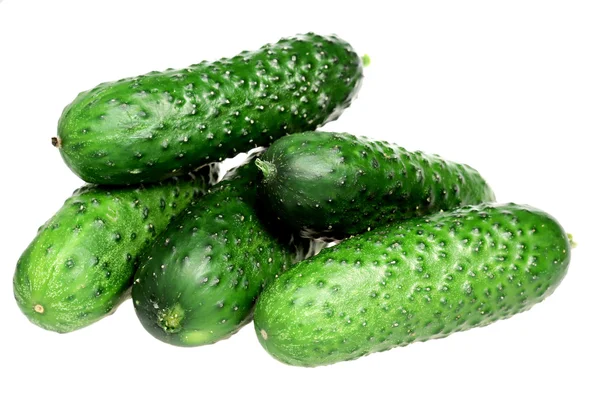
left=255, top=131, right=495, bottom=239
left=254, top=203, right=571, bottom=367
left=55, top=33, right=364, bottom=185
left=132, top=152, right=315, bottom=347
left=13, top=165, right=216, bottom=333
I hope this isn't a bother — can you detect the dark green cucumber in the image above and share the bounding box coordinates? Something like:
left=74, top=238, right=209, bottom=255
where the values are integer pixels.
left=255, top=131, right=496, bottom=239
left=13, top=165, right=215, bottom=333
left=132, top=153, right=314, bottom=347
left=55, top=33, right=364, bottom=185
left=254, top=203, right=571, bottom=367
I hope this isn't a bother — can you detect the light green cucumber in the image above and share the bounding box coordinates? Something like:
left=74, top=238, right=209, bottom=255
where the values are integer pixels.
left=13, top=165, right=216, bottom=333
left=254, top=203, right=571, bottom=367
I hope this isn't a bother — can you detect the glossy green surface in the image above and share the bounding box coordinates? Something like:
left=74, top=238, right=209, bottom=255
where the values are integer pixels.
left=256, top=132, right=495, bottom=239
left=56, top=33, right=363, bottom=185
left=13, top=166, right=215, bottom=333
left=254, top=203, right=571, bottom=367
left=132, top=155, right=310, bottom=347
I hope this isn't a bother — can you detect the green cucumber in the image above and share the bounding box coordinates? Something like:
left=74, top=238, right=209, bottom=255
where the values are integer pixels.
left=255, top=131, right=495, bottom=239
left=254, top=203, right=571, bottom=367
left=132, top=153, right=315, bottom=346
left=55, top=33, right=364, bottom=185
left=13, top=165, right=216, bottom=333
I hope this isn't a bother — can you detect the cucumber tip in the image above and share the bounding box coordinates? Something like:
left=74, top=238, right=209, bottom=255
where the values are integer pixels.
left=362, top=54, right=371, bottom=67
left=568, top=233, right=577, bottom=249
left=158, top=303, right=185, bottom=334
left=34, top=304, right=44, bottom=314
left=51, top=137, right=61, bottom=148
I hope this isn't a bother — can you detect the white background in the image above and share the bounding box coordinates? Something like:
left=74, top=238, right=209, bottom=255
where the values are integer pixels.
left=1, top=1, right=598, bottom=399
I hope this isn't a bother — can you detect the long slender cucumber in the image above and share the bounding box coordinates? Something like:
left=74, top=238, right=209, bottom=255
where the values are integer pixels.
left=256, top=131, right=495, bottom=238
left=55, top=33, right=364, bottom=185
left=254, top=203, right=571, bottom=367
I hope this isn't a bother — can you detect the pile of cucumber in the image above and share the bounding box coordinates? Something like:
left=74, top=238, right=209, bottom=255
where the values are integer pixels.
left=13, top=32, right=572, bottom=368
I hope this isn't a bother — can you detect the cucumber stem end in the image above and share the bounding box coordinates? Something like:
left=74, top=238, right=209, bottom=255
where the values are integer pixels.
left=362, top=54, right=371, bottom=67
left=260, top=329, right=268, bottom=340
left=568, top=233, right=577, bottom=249
left=158, top=303, right=185, bottom=334
left=255, top=159, right=277, bottom=183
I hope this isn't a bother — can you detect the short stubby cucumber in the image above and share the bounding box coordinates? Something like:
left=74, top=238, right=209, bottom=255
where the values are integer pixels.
left=132, top=153, right=315, bottom=347
left=254, top=203, right=571, bottom=367
left=13, top=165, right=216, bottom=333
left=55, top=33, right=364, bottom=185
left=255, top=131, right=496, bottom=239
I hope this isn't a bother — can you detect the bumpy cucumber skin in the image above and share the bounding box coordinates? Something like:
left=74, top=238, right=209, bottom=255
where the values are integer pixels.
left=256, top=131, right=496, bottom=239
left=13, top=166, right=215, bottom=333
left=132, top=154, right=307, bottom=347
left=57, top=33, right=363, bottom=185
left=254, top=203, right=571, bottom=367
